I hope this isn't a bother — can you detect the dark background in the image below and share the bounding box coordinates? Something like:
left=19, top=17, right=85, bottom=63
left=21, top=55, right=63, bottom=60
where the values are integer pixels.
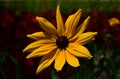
left=0, top=0, right=120, bottom=79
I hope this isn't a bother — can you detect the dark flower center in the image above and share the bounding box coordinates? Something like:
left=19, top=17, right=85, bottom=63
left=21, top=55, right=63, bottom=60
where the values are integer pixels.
left=56, top=36, right=69, bottom=49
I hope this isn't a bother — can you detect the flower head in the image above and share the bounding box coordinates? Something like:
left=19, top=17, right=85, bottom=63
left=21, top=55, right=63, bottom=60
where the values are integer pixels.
left=23, top=5, right=97, bottom=74
left=108, top=17, right=120, bottom=26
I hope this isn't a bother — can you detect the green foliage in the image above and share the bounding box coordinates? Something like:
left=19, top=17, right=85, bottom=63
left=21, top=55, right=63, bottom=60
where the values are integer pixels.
left=0, top=53, right=7, bottom=79
left=0, top=52, right=24, bottom=79
left=0, top=0, right=120, bottom=14
left=52, top=69, right=60, bottom=79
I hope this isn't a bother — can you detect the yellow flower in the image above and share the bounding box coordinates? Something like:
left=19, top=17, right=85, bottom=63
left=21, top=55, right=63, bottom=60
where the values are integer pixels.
left=23, top=5, right=97, bottom=74
left=108, top=17, right=120, bottom=26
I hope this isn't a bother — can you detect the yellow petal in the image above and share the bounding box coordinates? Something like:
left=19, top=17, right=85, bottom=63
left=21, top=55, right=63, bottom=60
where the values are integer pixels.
left=65, top=50, right=80, bottom=67
left=76, top=32, right=97, bottom=45
left=78, top=16, right=90, bottom=34
left=108, top=17, right=120, bottom=26
left=67, top=43, right=93, bottom=59
left=27, top=32, right=51, bottom=40
left=54, top=49, right=65, bottom=71
left=70, top=16, right=90, bottom=41
left=26, top=44, right=57, bottom=58
left=36, top=16, right=58, bottom=37
left=56, top=5, right=65, bottom=35
left=23, top=39, right=55, bottom=52
left=65, top=9, right=82, bottom=38
left=36, top=48, right=58, bottom=74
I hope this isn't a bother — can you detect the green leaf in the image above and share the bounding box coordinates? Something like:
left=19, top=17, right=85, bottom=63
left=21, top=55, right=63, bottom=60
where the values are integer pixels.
left=52, top=69, right=60, bottom=79
left=0, top=67, right=7, bottom=79
left=0, top=52, right=8, bottom=79
left=116, top=69, right=120, bottom=79
left=0, top=52, right=7, bottom=65
left=8, top=54, right=25, bottom=79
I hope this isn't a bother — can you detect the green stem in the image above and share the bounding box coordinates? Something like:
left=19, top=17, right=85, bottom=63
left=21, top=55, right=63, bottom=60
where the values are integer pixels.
left=0, top=66, right=7, bottom=79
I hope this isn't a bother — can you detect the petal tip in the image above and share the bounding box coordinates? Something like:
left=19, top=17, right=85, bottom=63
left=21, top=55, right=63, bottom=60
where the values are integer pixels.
left=55, top=68, right=61, bottom=72
left=57, top=4, right=60, bottom=8
left=36, top=70, right=39, bottom=74
left=77, top=9, right=82, bottom=14
left=54, top=64, right=63, bottom=72
left=88, top=16, right=91, bottom=18
left=36, top=67, right=42, bottom=74
left=27, top=34, right=30, bottom=37
left=88, top=55, right=93, bottom=59
left=26, top=55, right=30, bottom=59
left=36, top=16, right=43, bottom=21
left=23, top=48, right=27, bottom=53
left=36, top=16, right=39, bottom=19
left=86, top=16, right=91, bottom=21
left=76, top=63, right=80, bottom=67
left=94, top=32, right=98, bottom=35
left=36, top=70, right=39, bottom=75
left=22, top=50, right=25, bottom=53
left=26, top=53, right=34, bottom=59
left=78, top=9, right=82, bottom=12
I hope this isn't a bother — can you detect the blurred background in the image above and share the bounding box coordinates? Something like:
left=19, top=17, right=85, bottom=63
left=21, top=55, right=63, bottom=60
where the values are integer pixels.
left=0, top=0, right=120, bottom=79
